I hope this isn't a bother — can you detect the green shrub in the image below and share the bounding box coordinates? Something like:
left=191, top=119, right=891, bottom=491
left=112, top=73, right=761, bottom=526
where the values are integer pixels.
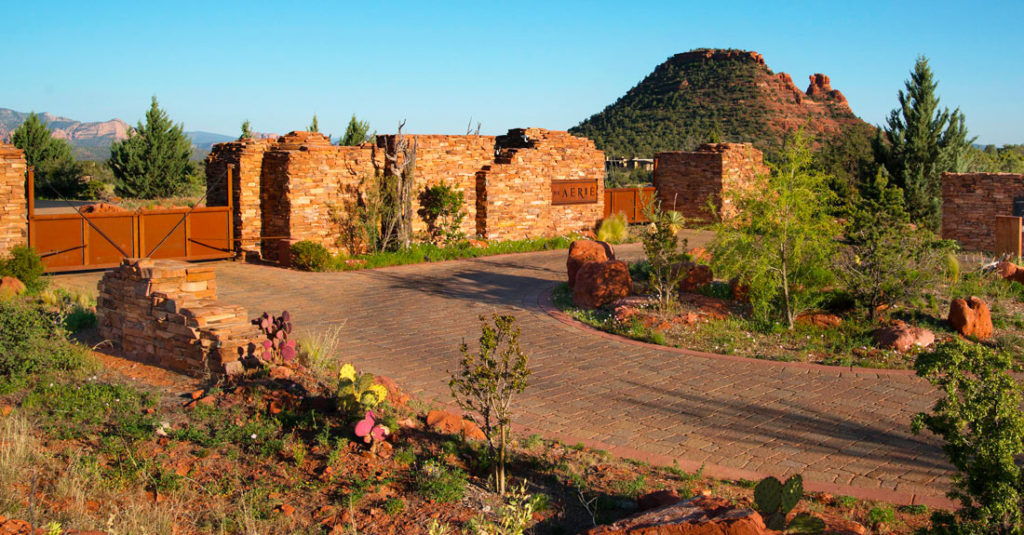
left=710, top=130, right=837, bottom=330
left=416, top=460, right=467, bottom=503
left=912, top=339, right=1024, bottom=533
left=383, top=497, right=405, bottom=515
left=0, top=245, right=47, bottom=292
left=943, top=252, right=961, bottom=283
left=0, top=300, right=89, bottom=392
left=418, top=184, right=466, bottom=246
left=641, top=201, right=689, bottom=310
left=290, top=240, right=330, bottom=271
left=597, top=213, right=629, bottom=243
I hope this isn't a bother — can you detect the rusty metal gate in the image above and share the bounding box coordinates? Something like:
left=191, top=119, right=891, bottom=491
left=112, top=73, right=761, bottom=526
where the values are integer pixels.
left=604, top=186, right=657, bottom=223
left=27, top=168, right=235, bottom=273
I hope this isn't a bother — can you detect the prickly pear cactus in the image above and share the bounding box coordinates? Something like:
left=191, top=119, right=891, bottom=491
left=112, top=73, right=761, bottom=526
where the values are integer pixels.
left=337, top=363, right=388, bottom=414
left=753, top=474, right=820, bottom=533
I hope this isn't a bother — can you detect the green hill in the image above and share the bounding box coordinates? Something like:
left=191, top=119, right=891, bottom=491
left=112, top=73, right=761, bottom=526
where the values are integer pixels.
left=570, top=49, right=868, bottom=159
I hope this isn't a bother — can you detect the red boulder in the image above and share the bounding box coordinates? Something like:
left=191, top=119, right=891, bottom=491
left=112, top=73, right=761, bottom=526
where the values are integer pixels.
left=948, top=296, right=994, bottom=340
left=873, top=321, right=935, bottom=352
left=567, top=240, right=615, bottom=288
left=677, top=262, right=713, bottom=293
left=0, top=276, right=26, bottom=298
left=573, top=260, right=633, bottom=308
left=586, top=495, right=767, bottom=535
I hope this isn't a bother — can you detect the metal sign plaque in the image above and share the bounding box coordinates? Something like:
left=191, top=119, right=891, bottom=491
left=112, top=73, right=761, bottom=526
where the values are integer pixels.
left=552, top=179, right=599, bottom=205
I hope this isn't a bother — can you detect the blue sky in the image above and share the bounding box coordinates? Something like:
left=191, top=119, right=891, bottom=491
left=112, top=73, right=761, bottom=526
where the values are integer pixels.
left=4, top=1, right=1022, bottom=144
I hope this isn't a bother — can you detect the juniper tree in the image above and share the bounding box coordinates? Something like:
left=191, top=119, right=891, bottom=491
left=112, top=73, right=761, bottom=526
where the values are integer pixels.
left=308, top=114, right=319, bottom=133
left=239, top=119, right=252, bottom=140
left=837, top=169, right=947, bottom=321
left=339, top=114, right=372, bottom=146
left=108, top=96, right=194, bottom=199
left=11, top=112, right=82, bottom=198
left=874, top=56, right=973, bottom=232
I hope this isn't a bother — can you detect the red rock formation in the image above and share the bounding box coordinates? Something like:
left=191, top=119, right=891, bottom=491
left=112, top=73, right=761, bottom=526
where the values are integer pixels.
left=948, top=296, right=994, bottom=340
left=567, top=240, right=615, bottom=288
left=573, top=260, right=633, bottom=308
left=806, top=73, right=849, bottom=106
left=873, top=321, right=935, bottom=352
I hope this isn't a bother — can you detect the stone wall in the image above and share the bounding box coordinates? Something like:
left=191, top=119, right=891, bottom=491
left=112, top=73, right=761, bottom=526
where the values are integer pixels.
left=653, top=143, right=768, bottom=221
left=0, top=143, right=27, bottom=256
left=206, top=138, right=274, bottom=258
left=942, top=172, right=1024, bottom=251
left=478, top=128, right=605, bottom=241
left=97, top=259, right=258, bottom=375
left=207, top=128, right=605, bottom=257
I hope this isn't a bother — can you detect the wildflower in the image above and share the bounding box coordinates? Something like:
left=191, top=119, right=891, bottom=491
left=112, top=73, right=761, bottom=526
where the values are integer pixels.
left=338, top=363, right=356, bottom=382
left=250, top=433, right=257, bottom=440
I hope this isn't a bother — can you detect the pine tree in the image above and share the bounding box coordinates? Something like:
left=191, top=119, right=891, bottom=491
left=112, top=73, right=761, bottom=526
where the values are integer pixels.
left=339, top=114, right=371, bottom=146
left=837, top=169, right=946, bottom=320
left=11, top=112, right=82, bottom=198
left=108, top=96, right=194, bottom=199
left=308, top=114, right=319, bottom=133
left=239, top=119, right=252, bottom=140
left=874, top=56, right=973, bottom=232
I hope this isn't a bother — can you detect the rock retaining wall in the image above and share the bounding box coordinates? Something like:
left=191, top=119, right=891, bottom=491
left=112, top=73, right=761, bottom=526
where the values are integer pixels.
left=97, top=259, right=258, bottom=375
left=653, top=143, right=768, bottom=221
left=942, top=172, right=1024, bottom=251
left=206, top=128, right=604, bottom=258
left=0, top=143, right=26, bottom=257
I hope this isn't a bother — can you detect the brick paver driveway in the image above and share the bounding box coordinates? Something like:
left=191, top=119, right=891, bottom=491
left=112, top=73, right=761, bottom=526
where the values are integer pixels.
left=55, top=243, right=953, bottom=506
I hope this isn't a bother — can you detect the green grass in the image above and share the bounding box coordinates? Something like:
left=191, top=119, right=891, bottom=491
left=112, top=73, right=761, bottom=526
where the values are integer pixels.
left=416, top=460, right=468, bottom=503
left=328, top=235, right=581, bottom=271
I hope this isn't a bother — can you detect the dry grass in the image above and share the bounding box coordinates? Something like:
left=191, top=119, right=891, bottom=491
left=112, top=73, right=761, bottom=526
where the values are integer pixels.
left=295, top=323, right=346, bottom=380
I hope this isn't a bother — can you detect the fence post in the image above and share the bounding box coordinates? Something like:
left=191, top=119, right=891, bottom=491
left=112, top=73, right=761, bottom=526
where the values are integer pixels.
left=26, top=167, right=34, bottom=248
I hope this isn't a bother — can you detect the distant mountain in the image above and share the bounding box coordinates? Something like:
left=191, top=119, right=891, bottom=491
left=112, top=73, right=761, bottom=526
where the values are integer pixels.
left=570, top=49, right=870, bottom=158
left=0, top=108, right=235, bottom=161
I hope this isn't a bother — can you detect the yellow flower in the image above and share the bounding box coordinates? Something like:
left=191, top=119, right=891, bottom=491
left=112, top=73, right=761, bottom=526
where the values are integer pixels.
left=368, top=384, right=388, bottom=404
left=338, top=363, right=356, bottom=382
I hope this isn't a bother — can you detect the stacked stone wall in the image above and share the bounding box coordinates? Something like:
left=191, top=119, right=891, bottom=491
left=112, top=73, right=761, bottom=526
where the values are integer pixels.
left=206, top=128, right=605, bottom=257
left=942, top=172, right=1024, bottom=251
left=206, top=138, right=274, bottom=257
left=478, top=129, right=605, bottom=240
left=0, top=144, right=27, bottom=256
left=653, top=143, right=768, bottom=221
left=97, top=259, right=258, bottom=375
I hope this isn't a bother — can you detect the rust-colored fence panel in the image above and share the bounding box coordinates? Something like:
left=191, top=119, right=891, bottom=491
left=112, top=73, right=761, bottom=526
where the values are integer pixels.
left=27, top=167, right=235, bottom=273
left=604, top=186, right=656, bottom=223
left=995, top=215, right=1023, bottom=260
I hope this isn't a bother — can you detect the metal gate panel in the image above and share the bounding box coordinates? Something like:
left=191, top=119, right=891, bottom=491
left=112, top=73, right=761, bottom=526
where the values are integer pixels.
left=87, top=214, right=137, bottom=267
left=30, top=217, right=87, bottom=271
left=188, top=209, right=232, bottom=259
left=140, top=211, right=188, bottom=259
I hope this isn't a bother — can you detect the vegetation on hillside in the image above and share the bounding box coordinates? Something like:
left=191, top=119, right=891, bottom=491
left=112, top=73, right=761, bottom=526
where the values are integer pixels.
left=570, top=48, right=863, bottom=159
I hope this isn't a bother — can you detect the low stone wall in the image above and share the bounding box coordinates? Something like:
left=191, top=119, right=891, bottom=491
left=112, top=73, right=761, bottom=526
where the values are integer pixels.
left=0, top=144, right=26, bottom=257
left=653, top=143, right=768, bottom=221
left=942, top=172, right=1024, bottom=251
left=206, top=127, right=605, bottom=257
left=97, top=259, right=258, bottom=375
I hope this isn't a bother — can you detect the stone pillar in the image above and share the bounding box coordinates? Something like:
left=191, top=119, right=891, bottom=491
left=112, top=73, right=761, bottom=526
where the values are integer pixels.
left=0, top=143, right=27, bottom=256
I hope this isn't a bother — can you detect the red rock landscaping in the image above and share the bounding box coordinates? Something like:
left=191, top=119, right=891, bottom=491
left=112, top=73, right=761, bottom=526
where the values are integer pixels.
left=567, top=239, right=615, bottom=288
left=947, top=296, right=994, bottom=340
left=872, top=321, right=935, bottom=353
left=586, top=495, right=767, bottom=535
left=573, top=260, right=634, bottom=308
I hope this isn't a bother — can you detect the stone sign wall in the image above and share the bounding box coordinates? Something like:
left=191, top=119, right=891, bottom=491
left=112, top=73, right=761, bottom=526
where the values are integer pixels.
left=0, top=143, right=27, bottom=257
left=206, top=127, right=604, bottom=258
left=653, top=143, right=768, bottom=221
left=942, top=172, right=1024, bottom=251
